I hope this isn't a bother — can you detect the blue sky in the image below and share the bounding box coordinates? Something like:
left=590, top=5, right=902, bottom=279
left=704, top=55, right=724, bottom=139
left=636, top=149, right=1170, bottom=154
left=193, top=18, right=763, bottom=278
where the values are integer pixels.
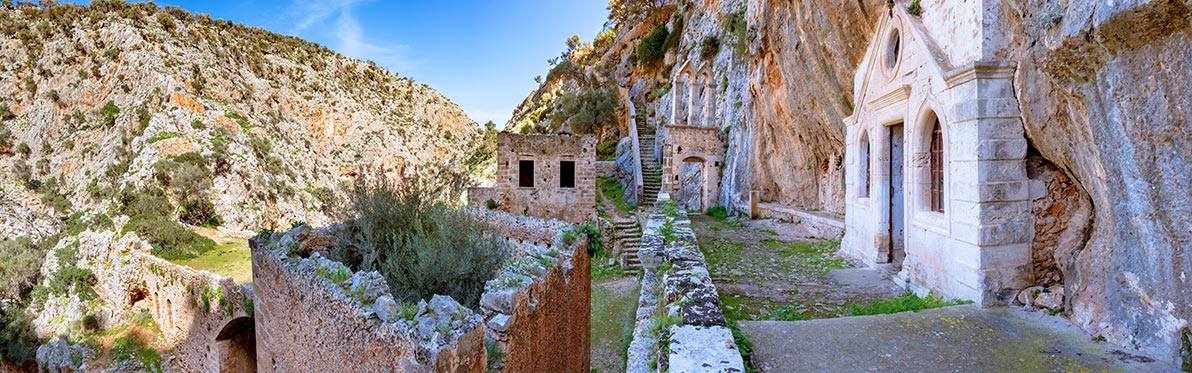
left=61, top=0, right=611, bottom=127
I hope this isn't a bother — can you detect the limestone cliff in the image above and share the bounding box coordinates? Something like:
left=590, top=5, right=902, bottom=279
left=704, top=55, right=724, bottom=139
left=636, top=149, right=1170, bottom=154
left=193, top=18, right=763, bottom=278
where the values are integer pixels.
left=0, top=2, right=480, bottom=234
left=515, top=0, right=1191, bottom=364
left=998, top=0, right=1192, bottom=362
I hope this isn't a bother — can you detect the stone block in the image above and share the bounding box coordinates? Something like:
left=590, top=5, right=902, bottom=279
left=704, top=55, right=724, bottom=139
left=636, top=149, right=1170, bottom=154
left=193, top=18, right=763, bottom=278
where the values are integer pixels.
left=977, top=138, right=1027, bottom=160
left=979, top=221, right=1032, bottom=246
left=953, top=98, right=1023, bottom=122
left=979, top=243, right=1031, bottom=268
left=667, top=325, right=745, bottom=373
left=951, top=180, right=1030, bottom=203
left=977, top=159, right=1027, bottom=183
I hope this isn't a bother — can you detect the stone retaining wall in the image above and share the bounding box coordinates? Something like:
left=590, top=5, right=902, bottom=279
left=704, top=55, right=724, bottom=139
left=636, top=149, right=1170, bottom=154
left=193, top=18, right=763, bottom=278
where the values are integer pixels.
left=478, top=210, right=591, bottom=373
left=251, top=231, right=486, bottom=372
left=33, top=230, right=254, bottom=372
left=627, top=193, right=745, bottom=372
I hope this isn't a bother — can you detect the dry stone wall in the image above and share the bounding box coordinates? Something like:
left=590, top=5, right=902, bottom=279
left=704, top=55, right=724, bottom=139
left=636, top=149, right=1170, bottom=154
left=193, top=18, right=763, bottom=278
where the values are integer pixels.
left=478, top=210, right=591, bottom=373
left=250, top=231, right=486, bottom=372
left=627, top=193, right=745, bottom=372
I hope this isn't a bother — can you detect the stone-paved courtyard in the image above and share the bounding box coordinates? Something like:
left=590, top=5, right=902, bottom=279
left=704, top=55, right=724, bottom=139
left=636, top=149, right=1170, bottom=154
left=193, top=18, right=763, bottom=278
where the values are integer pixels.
left=690, top=215, right=900, bottom=320
left=740, top=305, right=1180, bottom=372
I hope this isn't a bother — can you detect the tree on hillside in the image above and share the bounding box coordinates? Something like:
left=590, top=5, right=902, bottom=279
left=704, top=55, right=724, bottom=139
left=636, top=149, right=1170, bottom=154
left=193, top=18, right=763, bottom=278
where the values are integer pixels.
left=608, top=0, right=666, bottom=25
left=549, top=89, right=620, bottom=139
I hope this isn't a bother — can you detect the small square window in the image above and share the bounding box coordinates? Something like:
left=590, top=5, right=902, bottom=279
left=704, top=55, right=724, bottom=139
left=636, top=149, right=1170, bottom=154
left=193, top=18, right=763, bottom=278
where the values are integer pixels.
left=560, top=161, right=575, bottom=188
left=519, top=160, right=534, bottom=188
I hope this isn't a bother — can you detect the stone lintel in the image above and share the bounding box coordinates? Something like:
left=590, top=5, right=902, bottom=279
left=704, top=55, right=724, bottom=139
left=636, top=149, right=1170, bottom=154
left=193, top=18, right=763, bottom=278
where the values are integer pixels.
left=944, top=61, right=1017, bottom=89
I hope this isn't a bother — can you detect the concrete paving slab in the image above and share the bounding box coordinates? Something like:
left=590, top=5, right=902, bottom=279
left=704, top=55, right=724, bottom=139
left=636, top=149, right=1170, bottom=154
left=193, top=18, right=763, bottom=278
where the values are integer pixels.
left=740, top=305, right=1179, bottom=372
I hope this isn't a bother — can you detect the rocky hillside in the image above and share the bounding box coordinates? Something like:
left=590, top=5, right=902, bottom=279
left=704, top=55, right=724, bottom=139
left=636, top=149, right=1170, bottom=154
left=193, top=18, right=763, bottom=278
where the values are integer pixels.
left=515, top=0, right=1192, bottom=364
left=0, top=1, right=481, bottom=234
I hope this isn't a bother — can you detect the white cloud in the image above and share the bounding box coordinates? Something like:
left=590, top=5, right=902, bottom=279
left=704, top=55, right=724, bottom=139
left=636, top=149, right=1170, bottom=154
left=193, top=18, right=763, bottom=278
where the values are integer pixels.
left=287, top=0, right=419, bottom=71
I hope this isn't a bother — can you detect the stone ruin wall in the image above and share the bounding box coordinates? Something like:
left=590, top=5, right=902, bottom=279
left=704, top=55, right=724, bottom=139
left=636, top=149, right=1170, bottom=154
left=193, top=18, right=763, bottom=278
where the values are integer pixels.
left=250, top=234, right=485, bottom=372
left=627, top=194, right=745, bottom=372
left=477, top=211, right=591, bottom=373
left=659, top=125, right=726, bottom=212
left=34, top=230, right=254, bottom=372
left=248, top=210, right=589, bottom=372
left=468, top=133, right=597, bottom=223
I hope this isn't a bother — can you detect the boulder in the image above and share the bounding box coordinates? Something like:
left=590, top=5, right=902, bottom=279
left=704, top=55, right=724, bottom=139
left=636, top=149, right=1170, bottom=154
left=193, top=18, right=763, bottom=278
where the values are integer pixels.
left=1017, top=286, right=1045, bottom=306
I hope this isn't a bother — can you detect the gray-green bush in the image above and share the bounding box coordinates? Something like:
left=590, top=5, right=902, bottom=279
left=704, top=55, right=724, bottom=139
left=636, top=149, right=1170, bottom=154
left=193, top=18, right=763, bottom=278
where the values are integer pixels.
left=331, top=170, right=510, bottom=309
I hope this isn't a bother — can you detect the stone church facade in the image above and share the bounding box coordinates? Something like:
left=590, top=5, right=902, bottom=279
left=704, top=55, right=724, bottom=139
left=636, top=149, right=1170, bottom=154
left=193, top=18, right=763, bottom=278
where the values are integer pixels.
left=842, top=6, right=1034, bottom=305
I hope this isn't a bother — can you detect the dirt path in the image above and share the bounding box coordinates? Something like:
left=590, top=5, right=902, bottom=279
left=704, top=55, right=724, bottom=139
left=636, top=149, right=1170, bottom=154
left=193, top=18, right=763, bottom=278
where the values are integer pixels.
left=590, top=276, right=640, bottom=373
left=690, top=215, right=899, bottom=320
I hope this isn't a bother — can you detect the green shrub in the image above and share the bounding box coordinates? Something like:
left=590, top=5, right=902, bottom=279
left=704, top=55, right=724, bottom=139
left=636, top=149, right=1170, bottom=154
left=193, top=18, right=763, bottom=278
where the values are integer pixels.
left=48, top=265, right=98, bottom=301
left=659, top=220, right=676, bottom=243
left=330, top=171, right=510, bottom=309
left=548, top=89, right=619, bottom=136
left=0, top=237, right=49, bottom=300
left=485, top=198, right=499, bottom=210
left=636, top=24, right=669, bottom=67
left=118, top=187, right=216, bottom=260
left=100, top=101, right=120, bottom=128
left=706, top=206, right=729, bottom=221
left=662, top=16, right=684, bottom=51
left=17, top=142, right=30, bottom=156
left=568, top=222, right=605, bottom=257
left=700, top=35, right=721, bottom=60
left=907, top=0, right=923, bottom=16
left=596, top=137, right=619, bottom=160
left=0, top=103, right=13, bottom=120
left=0, top=305, right=39, bottom=363
left=153, top=153, right=220, bottom=227
left=847, top=291, right=971, bottom=316
left=724, top=10, right=749, bottom=58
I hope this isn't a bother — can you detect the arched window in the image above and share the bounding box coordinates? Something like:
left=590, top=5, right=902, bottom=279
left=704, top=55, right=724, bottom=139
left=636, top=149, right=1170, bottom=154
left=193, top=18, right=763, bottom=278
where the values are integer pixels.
left=929, top=119, right=944, bottom=212
left=859, top=131, right=870, bottom=197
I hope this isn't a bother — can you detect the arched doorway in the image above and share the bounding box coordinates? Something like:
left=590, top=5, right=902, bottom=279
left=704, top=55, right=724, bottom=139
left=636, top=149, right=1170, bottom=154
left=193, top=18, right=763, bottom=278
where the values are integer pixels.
left=679, top=157, right=706, bottom=211
left=215, top=317, right=256, bottom=372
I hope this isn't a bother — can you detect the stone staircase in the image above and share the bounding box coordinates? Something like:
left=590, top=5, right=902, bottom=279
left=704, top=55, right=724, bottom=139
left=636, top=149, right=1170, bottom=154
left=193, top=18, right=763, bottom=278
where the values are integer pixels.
left=639, top=133, right=662, bottom=207
left=613, top=218, right=643, bottom=273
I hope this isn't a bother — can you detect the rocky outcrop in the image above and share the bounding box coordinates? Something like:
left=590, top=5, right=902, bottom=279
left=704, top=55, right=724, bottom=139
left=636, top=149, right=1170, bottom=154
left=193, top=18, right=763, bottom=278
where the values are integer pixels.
left=0, top=2, right=480, bottom=232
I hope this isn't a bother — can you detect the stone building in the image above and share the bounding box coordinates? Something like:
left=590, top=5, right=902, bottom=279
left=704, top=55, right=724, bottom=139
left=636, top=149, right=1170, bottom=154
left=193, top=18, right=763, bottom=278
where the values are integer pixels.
left=657, top=61, right=726, bottom=211
left=469, top=133, right=597, bottom=223
left=842, top=6, right=1036, bottom=305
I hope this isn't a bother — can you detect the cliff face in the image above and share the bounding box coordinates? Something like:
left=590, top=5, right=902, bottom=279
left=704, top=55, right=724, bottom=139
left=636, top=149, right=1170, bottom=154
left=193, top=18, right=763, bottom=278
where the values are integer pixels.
left=514, top=0, right=1191, bottom=363
left=745, top=0, right=885, bottom=213
left=0, top=2, right=479, bottom=233
left=999, top=0, right=1192, bottom=361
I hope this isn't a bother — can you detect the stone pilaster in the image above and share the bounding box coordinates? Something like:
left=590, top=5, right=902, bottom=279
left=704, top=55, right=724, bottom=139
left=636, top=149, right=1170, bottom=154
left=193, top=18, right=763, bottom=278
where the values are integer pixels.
left=944, top=61, right=1032, bottom=304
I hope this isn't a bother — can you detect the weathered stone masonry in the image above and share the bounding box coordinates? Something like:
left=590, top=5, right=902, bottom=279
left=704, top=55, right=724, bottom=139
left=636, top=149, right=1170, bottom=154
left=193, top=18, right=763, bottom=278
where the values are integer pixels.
left=34, top=230, right=255, bottom=372
left=469, top=133, right=597, bottom=223
left=249, top=209, right=589, bottom=372
left=626, top=193, right=744, bottom=373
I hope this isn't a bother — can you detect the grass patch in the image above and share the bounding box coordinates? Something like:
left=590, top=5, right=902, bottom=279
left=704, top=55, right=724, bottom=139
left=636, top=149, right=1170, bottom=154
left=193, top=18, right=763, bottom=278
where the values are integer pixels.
left=172, top=229, right=252, bottom=284
left=591, top=255, right=628, bottom=282
left=846, top=291, right=972, bottom=316
left=761, top=239, right=850, bottom=275
left=590, top=282, right=640, bottom=373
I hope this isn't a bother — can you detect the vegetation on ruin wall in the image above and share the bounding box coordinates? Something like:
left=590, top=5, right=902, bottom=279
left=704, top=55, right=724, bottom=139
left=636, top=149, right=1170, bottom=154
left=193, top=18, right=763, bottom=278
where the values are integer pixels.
left=330, top=170, right=510, bottom=309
